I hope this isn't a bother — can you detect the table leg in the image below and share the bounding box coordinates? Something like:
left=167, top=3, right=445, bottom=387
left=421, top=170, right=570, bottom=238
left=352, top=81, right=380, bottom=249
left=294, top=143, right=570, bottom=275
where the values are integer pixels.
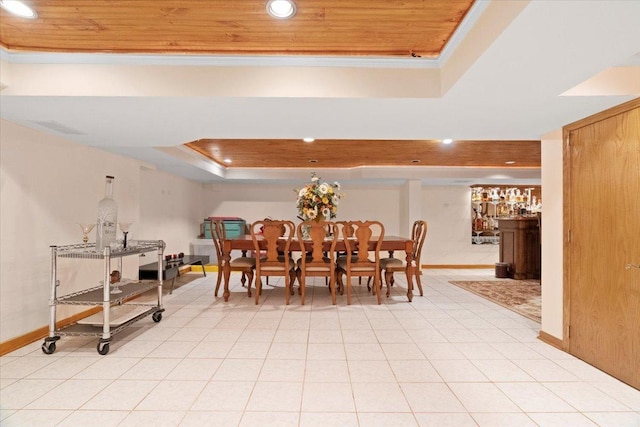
left=223, top=246, right=231, bottom=302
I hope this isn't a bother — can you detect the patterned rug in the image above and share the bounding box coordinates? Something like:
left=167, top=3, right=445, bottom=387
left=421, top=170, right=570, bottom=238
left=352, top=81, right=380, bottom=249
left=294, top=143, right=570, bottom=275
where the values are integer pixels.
left=448, top=279, right=541, bottom=323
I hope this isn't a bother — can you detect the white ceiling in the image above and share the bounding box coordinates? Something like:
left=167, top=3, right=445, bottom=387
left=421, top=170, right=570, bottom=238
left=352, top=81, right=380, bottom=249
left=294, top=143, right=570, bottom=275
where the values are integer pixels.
left=1, top=0, right=639, bottom=185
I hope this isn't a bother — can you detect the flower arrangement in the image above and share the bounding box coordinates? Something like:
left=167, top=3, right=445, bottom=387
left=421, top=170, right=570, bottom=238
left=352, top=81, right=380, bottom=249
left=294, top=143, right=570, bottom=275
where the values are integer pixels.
left=294, top=172, right=343, bottom=221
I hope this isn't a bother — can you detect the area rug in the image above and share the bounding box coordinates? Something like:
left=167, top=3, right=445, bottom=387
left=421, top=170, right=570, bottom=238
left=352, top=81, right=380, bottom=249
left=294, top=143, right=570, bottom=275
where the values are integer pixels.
left=448, top=279, right=541, bottom=322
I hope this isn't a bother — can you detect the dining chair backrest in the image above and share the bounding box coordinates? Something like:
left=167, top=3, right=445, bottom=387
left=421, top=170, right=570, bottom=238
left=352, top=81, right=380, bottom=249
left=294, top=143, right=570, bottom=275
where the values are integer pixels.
left=210, top=220, right=226, bottom=265
left=342, top=220, right=385, bottom=265
left=297, top=220, right=339, bottom=264
left=411, top=220, right=428, bottom=267
left=251, top=219, right=294, bottom=265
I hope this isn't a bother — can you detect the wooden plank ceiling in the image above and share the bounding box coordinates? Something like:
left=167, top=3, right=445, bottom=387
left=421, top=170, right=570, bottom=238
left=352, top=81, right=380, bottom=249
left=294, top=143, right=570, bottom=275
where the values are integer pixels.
left=186, top=139, right=542, bottom=169
left=1, top=1, right=541, bottom=171
left=0, top=0, right=475, bottom=57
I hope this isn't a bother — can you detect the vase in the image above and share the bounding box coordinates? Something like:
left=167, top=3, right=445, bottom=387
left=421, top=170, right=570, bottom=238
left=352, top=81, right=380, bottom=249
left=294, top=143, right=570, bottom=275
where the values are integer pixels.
left=301, top=224, right=311, bottom=240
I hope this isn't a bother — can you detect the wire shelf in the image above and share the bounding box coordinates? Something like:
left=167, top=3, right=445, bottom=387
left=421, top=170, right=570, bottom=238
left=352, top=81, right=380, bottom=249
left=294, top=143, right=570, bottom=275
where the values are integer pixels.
left=54, top=240, right=163, bottom=259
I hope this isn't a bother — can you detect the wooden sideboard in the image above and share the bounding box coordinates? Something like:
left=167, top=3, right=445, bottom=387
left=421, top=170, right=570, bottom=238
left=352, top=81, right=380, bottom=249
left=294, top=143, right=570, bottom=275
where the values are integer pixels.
left=498, top=216, right=541, bottom=280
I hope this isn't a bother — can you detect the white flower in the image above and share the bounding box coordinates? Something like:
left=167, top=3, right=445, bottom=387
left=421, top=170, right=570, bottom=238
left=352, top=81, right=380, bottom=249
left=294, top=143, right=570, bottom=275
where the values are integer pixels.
left=311, top=175, right=319, bottom=182
left=332, top=195, right=339, bottom=205
left=322, top=208, right=331, bottom=218
left=333, top=181, right=341, bottom=190
left=298, top=188, right=307, bottom=198
left=318, top=183, right=329, bottom=194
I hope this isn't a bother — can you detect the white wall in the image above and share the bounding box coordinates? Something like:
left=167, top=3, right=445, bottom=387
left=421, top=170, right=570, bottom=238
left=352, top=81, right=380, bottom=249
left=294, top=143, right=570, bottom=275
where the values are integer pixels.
left=0, top=120, right=142, bottom=341
left=422, top=186, right=498, bottom=265
left=139, top=168, right=205, bottom=256
left=1, top=121, right=506, bottom=344
left=202, top=181, right=403, bottom=236
left=540, top=131, right=564, bottom=339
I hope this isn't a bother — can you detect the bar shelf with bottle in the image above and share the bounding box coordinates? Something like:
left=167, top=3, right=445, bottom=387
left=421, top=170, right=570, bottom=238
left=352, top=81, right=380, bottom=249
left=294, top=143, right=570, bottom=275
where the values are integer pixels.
left=42, top=240, right=165, bottom=355
left=471, top=185, right=541, bottom=245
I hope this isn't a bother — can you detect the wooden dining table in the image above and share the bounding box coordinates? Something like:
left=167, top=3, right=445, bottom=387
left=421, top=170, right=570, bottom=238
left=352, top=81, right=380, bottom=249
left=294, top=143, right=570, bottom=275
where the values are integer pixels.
left=221, top=235, right=415, bottom=303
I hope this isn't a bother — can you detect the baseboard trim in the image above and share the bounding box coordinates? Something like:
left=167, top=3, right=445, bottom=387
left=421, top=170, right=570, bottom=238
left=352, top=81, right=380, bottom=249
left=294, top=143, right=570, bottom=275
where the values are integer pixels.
left=0, top=307, right=102, bottom=357
left=425, top=264, right=495, bottom=269
left=538, top=330, right=564, bottom=350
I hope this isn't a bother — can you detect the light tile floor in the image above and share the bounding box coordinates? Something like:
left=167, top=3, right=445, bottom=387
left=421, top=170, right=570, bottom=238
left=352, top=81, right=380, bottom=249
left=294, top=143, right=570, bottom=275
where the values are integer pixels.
left=1, top=269, right=639, bottom=426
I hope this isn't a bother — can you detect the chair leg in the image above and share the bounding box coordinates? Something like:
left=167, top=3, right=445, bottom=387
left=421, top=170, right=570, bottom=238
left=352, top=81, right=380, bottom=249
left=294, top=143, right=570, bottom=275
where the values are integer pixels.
left=346, top=273, right=352, bottom=305
left=289, top=270, right=296, bottom=296
left=366, top=276, right=372, bottom=292
left=374, top=273, right=383, bottom=305
left=296, top=269, right=302, bottom=295
left=414, top=271, right=424, bottom=296
left=329, top=273, right=337, bottom=305
left=241, top=272, right=247, bottom=287
left=299, top=273, right=305, bottom=305
left=255, top=277, right=262, bottom=305
left=214, top=271, right=222, bottom=297
left=385, top=271, right=393, bottom=297
left=284, top=274, right=291, bottom=305
left=246, top=270, right=253, bottom=297
left=336, top=270, right=344, bottom=295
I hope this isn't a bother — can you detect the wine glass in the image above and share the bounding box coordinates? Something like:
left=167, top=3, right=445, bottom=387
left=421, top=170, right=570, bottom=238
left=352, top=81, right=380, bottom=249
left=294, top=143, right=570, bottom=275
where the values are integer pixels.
left=118, top=222, right=133, bottom=248
left=78, top=223, right=96, bottom=248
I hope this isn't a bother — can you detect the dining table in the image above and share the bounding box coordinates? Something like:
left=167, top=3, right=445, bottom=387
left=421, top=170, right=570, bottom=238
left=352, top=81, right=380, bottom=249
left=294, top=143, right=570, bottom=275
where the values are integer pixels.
left=221, top=235, right=415, bottom=303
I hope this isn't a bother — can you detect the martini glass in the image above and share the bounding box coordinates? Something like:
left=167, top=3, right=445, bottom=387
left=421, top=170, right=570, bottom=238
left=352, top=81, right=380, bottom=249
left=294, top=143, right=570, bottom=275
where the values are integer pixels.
left=119, top=222, right=133, bottom=248
left=78, top=223, right=96, bottom=249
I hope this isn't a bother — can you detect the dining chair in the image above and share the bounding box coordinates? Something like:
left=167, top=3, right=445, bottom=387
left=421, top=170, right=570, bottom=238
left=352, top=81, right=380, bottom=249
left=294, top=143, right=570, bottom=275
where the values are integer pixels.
left=378, top=220, right=427, bottom=297
left=251, top=219, right=296, bottom=305
left=211, top=220, right=256, bottom=298
left=336, top=220, right=385, bottom=305
left=296, top=220, right=339, bottom=305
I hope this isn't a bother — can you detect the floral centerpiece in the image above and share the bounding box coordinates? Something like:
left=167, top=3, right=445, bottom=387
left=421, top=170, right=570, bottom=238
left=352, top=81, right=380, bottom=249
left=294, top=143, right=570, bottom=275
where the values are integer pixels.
left=294, top=172, right=343, bottom=221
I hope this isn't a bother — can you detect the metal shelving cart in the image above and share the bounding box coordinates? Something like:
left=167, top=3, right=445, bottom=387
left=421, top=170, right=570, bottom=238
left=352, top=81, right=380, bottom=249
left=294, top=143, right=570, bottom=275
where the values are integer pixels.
left=42, top=240, right=165, bottom=355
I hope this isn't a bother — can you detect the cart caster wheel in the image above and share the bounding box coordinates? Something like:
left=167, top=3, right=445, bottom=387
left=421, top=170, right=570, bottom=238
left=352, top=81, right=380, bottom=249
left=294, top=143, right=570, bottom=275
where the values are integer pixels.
left=41, top=342, right=56, bottom=354
left=97, top=342, right=110, bottom=355
left=152, top=312, right=162, bottom=322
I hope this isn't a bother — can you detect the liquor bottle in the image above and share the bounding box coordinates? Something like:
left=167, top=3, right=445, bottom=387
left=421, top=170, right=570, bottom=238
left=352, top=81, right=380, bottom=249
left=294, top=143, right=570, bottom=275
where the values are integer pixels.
left=96, top=175, right=118, bottom=252
left=474, top=210, right=483, bottom=231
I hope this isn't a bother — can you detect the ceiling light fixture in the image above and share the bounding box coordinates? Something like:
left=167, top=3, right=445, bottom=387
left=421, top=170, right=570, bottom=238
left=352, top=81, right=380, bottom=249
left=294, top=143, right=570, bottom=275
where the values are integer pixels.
left=0, top=0, right=37, bottom=18
left=266, top=0, right=296, bottom=19
left=303, top=137, right=315, bottom=143
left=505, top=160, right=516, bottom=165
left=309, top=159, right=318, bottom=163
left=223, top=158, right=232, bottom=164
left=442, top=138, right=453, bottom=145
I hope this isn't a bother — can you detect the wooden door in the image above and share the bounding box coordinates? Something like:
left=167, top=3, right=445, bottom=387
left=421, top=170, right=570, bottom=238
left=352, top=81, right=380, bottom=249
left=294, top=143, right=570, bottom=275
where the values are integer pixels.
left=564, top=98, right=640, bottom=389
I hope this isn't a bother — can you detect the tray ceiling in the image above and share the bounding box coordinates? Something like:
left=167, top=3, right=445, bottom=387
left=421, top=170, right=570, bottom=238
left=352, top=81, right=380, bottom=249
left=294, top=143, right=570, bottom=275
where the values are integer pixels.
left=0, top=0, right=474, bottom=57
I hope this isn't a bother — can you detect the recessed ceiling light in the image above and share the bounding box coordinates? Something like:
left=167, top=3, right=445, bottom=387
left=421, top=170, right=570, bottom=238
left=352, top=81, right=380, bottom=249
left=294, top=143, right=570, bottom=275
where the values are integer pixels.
left=505, top=160, right=516, bottom=165
left=303, top=137, right=315, bottom=143
left=411, top=159, right=421, bottom=163
left=223, top=158, right=232, bottom=164
left=442, top=138, right=453, bottom=145
left=0, top=0, right=37, bottom=19
left=266, top=0, right=296, bottom=19
left=309, top=159, right=318, bottom=163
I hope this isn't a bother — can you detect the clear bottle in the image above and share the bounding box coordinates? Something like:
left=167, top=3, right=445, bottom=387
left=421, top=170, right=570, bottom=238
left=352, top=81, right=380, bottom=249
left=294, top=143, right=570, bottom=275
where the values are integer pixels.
left=96, top=175, right=118, bottom=252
